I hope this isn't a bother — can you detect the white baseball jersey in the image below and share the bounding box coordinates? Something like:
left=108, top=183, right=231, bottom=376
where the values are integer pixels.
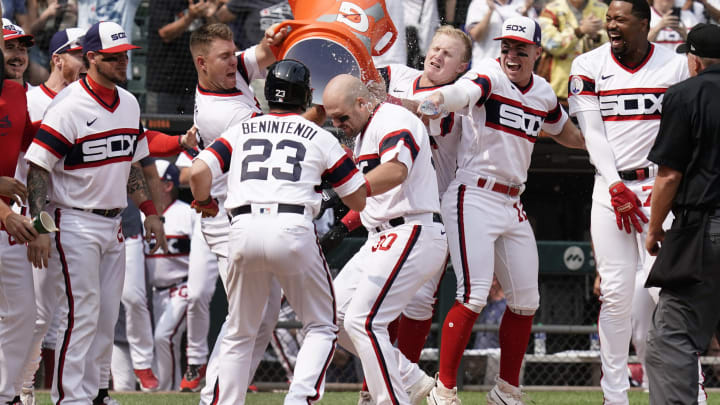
left=14, top=84, right=57, bottom=185
left=649, top=6, right=698, bottom=52
left=354, top=103, right=441, bottom=228
left=25, top=78, right=149, bottom=209
left=197, top=112, right=364, bottom=217
left=144, top=199, right=194, bottom=288
left=380, top=64, right=462, bottom=195
left=568, top=43, right=689, bottom=171
left=193, top=46, right=264, bottom=206
left=454, top=58, right=567, bottom=185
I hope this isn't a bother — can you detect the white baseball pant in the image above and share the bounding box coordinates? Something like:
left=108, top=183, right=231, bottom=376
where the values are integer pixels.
left=152, top=280, right=188, bottom=391
left=49, top=208, right=125, bottom=405
left=110, top=342, right=135, bottom=391
left=213, top=210, right=337, bottom=405
left=198, top=207, right=282, bottom=405
left=0, top=229, right=36, bottom=403
left=441, top=178, right=540, bottom=312
left=121, top=235, right=154, bottom=370
left=335, top=219, right=447, bottom=405
left=186, top=216, right=218, bottom=366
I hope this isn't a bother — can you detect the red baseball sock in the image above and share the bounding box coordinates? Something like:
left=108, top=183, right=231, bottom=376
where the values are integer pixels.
left=438, top=301, right=480, bottom=388
left=398, top=316, right=433, bottom=363
left=498, top=308, right=534, bottom=387
left=362, top=317, right=401, bottom=391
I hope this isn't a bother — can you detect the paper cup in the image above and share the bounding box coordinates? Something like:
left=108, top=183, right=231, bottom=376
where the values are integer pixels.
left=33, top=211, right=58, bottom=234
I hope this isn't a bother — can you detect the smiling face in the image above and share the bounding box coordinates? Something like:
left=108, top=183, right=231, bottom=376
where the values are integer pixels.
left=606, top=1, right=649, bottom=58
left=499, top=39, right=542, bottom=87
left=2, top=38, right=29, bottom=80
left=422, top=33, right=469, bottom=86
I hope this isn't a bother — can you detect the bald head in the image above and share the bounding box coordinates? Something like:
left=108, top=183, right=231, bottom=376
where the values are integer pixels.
left=323, top=74, right=375, bottom=138
left=323, top=74, right=370, bottom=108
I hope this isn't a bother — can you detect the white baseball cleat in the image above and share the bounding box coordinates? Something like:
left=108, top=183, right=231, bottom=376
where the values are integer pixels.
left=357, top=390, right=375, bottom=405
left=486, top=376, right=528, bottom=405
left=20, top=388, right=35, bottom=405
left=408, top=373, right=436, bottom=405
left=101, top=396, right=120, bottom=405
left=427, top=374, right=461, bottom=405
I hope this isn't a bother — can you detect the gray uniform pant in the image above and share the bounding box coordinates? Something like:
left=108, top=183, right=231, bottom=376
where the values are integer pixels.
left=646, top=215, right=720, bottom=405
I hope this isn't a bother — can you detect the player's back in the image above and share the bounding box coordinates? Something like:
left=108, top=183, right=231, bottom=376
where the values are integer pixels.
left=221, top=113, right=356, bottom=218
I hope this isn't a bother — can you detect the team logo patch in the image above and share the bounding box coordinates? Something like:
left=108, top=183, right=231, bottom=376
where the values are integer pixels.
left=569, top=76, right=583, bottom=96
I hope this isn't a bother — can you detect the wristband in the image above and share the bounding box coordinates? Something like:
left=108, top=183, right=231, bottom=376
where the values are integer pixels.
left=364, top=178, right=373, bottom=197
left=196, top=196, right=213, bottom=206
left=341, top=210, right=363, bottom=232
left=385, top=94, right=403, bottom=106
left=138, top=200, right=158, bottom=216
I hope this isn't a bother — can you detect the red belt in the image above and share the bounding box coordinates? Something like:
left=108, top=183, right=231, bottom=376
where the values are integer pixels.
left=477, top=177, right=521, bottom=197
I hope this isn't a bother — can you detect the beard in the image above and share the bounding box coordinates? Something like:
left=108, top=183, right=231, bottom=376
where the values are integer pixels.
left=96, top=61, right=126, bottom=85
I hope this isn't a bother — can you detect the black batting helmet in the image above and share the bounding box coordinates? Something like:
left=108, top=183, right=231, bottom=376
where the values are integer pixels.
left=264, top=59, right=312, bottom=110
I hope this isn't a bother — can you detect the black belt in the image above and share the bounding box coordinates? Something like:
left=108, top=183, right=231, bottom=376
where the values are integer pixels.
left=155, top=276, right=189, bottom=292
left=229, top=203, right=305, bottom=218
left=618, top=167, right=651, bottom=181
left=72, top=207, right=123, bottom=218
left=375, top=213, right=443, bottom=232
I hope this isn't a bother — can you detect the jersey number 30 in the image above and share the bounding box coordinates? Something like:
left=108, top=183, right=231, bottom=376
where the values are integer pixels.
left=241, top=138, right=306, bottom=182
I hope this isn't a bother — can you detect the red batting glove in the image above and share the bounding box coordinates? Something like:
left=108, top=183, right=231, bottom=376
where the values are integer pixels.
left=609, top=182, right=648, bottom=233
left=191, top=197, right=219, bottom=218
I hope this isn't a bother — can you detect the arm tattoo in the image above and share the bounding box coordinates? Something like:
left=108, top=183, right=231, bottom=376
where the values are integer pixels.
left=27, top=164, right=49, bottom=218
left=127, top=164, right=152, bottom=202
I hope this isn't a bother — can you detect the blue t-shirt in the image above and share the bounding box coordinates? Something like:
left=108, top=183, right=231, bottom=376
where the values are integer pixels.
left=2, top=0, right=27, bottom=19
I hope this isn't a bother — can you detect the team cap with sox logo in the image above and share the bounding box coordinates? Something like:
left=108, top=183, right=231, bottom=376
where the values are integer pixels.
left=676, top=23, right=720, bottom=58
left=82, top=21, right=140, bottom=54
left=49, top=28, right=85, bottom=55
left=2, top=18, right=34, bottom=46
left=493, top=16, right=541, bottom=46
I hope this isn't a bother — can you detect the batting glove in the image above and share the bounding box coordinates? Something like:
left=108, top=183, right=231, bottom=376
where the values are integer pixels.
left=191, top=197, right=219, bottom=218
left=319, top=222, right=349, bottom=255
left=315, top=188, right=340, bottom=220
left=609, top=182, right=648, bottom=233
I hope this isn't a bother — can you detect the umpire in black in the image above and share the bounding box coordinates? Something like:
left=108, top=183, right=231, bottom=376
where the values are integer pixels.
left=644, top=23, right=720, bottom=405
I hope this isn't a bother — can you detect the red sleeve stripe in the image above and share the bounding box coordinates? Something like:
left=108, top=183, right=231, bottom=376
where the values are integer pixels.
left=323, top=155, right=359, bottom=188
left=379, top=129, right=419, bottom=161
left=207, top=137, right=233, bottom=173
left=545, top=102, right=563, bottom=124
left=33, top=126, right=72, bottom=158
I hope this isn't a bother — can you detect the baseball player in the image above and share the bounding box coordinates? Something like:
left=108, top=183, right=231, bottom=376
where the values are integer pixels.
left=144, top=160, right=194, bottom=391
left=0, top=49, right=43, bottom=405
left=185, top=22, right=291, bottom=400
left=16, top=28, right=86, bottom=405
left=190, top=59, right=367, bottom=405
left=567, top=0, right=689, bottom=403
left=23, top=21, right=167, bottom=405
left=1, top=19, right=34, bottom=91
left=420, top=16, right=584, bottom=404
left=323, top=74, right=446, bottom=405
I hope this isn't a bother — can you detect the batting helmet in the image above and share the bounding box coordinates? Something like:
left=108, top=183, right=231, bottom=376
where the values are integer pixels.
left=264, top=59, right=312, bottom=110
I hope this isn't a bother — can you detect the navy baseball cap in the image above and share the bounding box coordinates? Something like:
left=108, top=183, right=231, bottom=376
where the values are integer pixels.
left=676, top=23, right=720, bottom=58
left=155, top=160, right=180, bottom=187
left=49, top=28, right=85, bottom=56
left=494, top=16, right=542, bottom=46
left=2, top=18, right=34, bottom=46
left=82, top=21, right=140, bottom=54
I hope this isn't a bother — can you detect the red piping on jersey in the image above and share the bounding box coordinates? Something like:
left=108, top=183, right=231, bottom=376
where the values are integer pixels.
left=412, top=75, right=453, bottom=94
left=597, top=87, right=667, bottom=96
left=516, top=74, right=534, bottom=94
left=489, top=94, right=548, bottom=117
left=80, top=77, right=120, bottom=112
left=358, top=103, right=383, bottom=141
left=610, top=43, right=654, bottom=74
left=196, top=84, right=243, bottom=97
left=76, top=127, right=140, bottom=143
left=40, top=83, right=57, bottom=99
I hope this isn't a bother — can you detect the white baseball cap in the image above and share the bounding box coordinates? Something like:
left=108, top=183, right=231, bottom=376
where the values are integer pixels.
left=493, top=16, right=542, bottom=46
left=82, top=21, right=140, bottom=54
left=2, top=18, right=34, bottom=46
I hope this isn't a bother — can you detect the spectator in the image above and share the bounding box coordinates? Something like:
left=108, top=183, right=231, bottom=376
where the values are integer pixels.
left=649, top=0, right=699, bottom=51
left=146, top=0, right=217, bottom=114
left=213, top=0, right=275, bottom=50
left=695, top=0, right=720, bottom=23
left=1, top=18, right=34, bottom=89
left=1, top=0, right=29, bottom=31
left=26, top=0, right=79, bottom=82
left=538, top=0, right=607, bottom=104
left=465, top=0, right=535, bottom=67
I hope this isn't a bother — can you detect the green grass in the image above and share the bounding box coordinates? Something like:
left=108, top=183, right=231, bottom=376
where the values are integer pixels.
left=32, top=390, right=720, bottom=404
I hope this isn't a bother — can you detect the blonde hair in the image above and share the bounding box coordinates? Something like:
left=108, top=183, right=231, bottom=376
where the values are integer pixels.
left=432, top=25, right=473, bottom=63
left=189, top=23, right=234, bottom=57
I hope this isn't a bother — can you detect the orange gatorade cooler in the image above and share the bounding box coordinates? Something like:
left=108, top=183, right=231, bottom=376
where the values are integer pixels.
left=270, top=0, right=398, bottom=104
